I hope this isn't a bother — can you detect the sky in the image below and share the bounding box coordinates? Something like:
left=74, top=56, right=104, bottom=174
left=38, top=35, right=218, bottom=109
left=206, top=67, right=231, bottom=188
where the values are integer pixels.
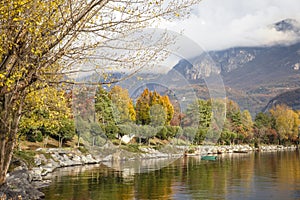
left=161, top=0, right=300, bottom=51
left=78, top=0, right=300, bottom=75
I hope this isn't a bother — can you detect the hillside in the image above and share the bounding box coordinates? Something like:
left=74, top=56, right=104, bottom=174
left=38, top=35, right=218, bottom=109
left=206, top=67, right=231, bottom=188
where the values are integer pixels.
left=263, top=88, right=300, bottom=112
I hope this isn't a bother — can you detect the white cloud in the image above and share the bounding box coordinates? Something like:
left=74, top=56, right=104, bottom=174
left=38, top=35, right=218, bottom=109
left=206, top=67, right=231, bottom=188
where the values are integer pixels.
left=160, top=0, right=300, bottom=51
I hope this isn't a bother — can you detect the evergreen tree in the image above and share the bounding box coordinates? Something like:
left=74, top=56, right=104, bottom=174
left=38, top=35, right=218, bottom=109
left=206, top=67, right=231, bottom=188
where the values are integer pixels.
left=95, top=86, right=114, bottom=125
left=94, top=86, right=117, bottom=139
left=254, top=112, right=275, bottom=144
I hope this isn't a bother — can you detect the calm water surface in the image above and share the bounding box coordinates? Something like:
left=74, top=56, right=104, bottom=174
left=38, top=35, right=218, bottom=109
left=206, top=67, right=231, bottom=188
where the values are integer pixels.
left=42, top=150, right=300, bottom=200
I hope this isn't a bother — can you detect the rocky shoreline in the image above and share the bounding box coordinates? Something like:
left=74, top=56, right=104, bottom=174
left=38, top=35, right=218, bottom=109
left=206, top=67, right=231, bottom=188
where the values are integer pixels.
left=0, top=144, right=298, bottom=200
left=189, top=144, right=298, bottom=155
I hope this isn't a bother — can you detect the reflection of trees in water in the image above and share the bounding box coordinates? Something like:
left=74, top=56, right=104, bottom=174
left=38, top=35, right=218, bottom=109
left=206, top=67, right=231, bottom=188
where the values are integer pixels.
left=103, top=157, right=181, bottom=176
left=255, top=151, right=300, bottom=192
left=178, top=153, right=255, bottom=199
left=43, top=152, right=300, bottom=200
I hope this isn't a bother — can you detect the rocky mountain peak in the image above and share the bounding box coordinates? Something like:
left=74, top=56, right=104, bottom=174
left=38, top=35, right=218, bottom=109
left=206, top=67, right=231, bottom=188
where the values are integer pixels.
left=273, top=18, right=300, bottom=34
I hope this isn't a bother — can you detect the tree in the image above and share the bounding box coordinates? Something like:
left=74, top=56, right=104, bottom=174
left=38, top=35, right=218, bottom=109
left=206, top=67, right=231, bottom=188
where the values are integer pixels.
left=270, top=104, right=299, bottom=145
left=254, top=112, right=273, bottom=129
left=95, top=86, right=115, bottom=125
left=170, top=100, right=184, bottom=126
left=19, top=86, right=72, bottom=145
left=136, top=89, right=174, bottom=126
left=156, top=126, right=168, bottom=140
left=109, top=85, right=136, bottom=123
left=150, top=104, right=166, bottom=126
left=183, top=99, right=212, bottom=143
left=75, top=116, right=90, bottom=146
left=225, top=99, right=244, bottom=143
left=183, top=99, right=211, bottom=128
left=0, top=0, right=200, bottom=184
left=253, top=112, right=276, bottom=144
left=161, top=95, right=174, bottom=125
left=136, top=88, right=151, bottom=125
left=90, top=122, right=104, bottom=146
left=241, top=110, right=253, bottom=142
left=142, top=125, right=157, bottom=145
left=183, top=127, right=197, bottom=144
left=58, top=118, right=75, bottom=148
left=149, top=91, right=174, bottom=126
left=94, top=85, right=120, bottom=140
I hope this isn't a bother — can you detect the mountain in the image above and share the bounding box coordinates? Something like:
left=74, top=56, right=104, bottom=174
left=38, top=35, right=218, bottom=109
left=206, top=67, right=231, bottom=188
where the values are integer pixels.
left=171, top=42, right=300, bottom=89
left=222, top=42, right=300, bottom=89
left=169, top=19, right=300, bottom=115
left=263, top=88, right=300, bottom=112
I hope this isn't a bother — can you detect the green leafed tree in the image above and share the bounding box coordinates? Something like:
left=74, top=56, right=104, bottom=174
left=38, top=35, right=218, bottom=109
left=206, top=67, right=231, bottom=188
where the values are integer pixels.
left=95, top=85, right=117, bottom=139
left=95, top=86, right=114, bottom=124
left=183, top=99, right=212, bottom=143
left=58, top=118, right=75, bottom=148
left=253, top=112, right=276, bottom=144
left=90, top=122, right=104, bottom=146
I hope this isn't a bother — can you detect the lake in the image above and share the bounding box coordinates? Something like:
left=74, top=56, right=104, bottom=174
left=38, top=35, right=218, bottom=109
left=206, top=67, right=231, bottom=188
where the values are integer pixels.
left=42, top=150, right=300, bottom=200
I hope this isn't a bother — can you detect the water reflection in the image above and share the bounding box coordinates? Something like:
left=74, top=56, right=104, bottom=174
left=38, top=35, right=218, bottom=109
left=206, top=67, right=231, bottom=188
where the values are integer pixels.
left=42, top=151, right=300, bottom=200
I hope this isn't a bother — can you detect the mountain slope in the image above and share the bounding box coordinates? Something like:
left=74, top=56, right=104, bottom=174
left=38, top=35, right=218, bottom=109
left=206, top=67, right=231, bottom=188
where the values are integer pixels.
left=263, top=88, right=300, bottom=112
left=169, top=19, right=300, bottom=115
left=222, top=42, right=300, bottom=89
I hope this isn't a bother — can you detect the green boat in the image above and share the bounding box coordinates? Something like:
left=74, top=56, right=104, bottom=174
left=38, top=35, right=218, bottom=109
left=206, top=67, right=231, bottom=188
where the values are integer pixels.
left=201, top=155, right=217, bottom=161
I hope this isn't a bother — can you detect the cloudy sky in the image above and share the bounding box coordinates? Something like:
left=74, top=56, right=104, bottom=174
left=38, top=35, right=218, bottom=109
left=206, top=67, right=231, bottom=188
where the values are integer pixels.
left=162, top=0, right=300, bottom=51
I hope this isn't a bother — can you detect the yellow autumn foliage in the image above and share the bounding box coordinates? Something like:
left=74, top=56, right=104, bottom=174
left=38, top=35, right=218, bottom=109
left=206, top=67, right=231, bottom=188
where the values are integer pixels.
left=19, top=86, right=72, bottom=136
left=270, top=104, right=299, bottom=141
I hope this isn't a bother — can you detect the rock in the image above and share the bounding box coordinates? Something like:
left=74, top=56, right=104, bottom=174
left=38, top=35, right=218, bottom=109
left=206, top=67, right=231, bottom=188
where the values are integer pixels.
left=34, top=154, right=47, bottom=167
left=13, top=166, right=24, bottom=172
left=72, top=155, right=81, bottom=162
left=30, top=167, right=43, bottom=181
left=0, top=169, right=45, bottom=200
left=31, top=180, right=51, bottom=189
left=10, top=158, right=28, bottom=171
left=102, top=155, right=113, bottom=162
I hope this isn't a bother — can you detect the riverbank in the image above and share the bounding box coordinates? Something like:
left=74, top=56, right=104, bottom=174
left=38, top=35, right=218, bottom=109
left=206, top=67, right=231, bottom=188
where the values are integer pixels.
left=0, top=144, right=298, bottom=200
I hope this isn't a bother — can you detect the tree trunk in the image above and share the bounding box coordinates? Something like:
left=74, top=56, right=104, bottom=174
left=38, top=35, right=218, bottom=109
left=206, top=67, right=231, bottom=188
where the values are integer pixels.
left=0, top=94, right=23, bottom=185
left=77, top=132, right=80, bottom=147
left=0, top=135, right=15, bottom=185
left=59, top=137, right=64, bottom=148
left=44, top=135, right=49, bottom=148
left=58, top=136, right=61, bottom=148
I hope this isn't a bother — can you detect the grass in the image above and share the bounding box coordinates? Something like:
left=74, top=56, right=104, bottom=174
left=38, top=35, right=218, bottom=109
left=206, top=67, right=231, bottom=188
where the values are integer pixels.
left=19, top=136, right=78, bottom=151
left=13, top=150, right=37, bottom=169
left=121, top=144, right=144, bottom=153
